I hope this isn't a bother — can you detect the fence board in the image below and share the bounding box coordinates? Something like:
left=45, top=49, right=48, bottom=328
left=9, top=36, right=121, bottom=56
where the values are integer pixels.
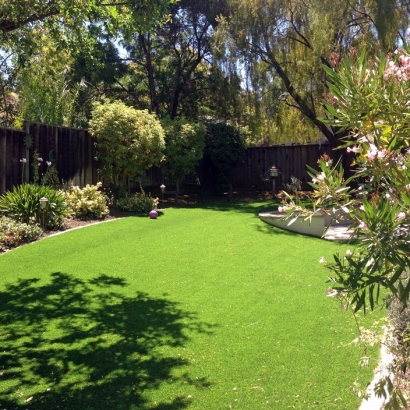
left=0, top=122, right=335, bottom=195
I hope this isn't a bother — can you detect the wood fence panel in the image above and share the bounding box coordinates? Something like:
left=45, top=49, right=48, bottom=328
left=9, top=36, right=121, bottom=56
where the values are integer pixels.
left=0, top=121, right=335, bottom=195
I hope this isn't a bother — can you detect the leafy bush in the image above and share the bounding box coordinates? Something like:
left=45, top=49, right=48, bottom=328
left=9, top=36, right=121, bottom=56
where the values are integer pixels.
left=161, top=118, right=206, bottom=198
left=41, top=164, right=61, bottom=189
left=63, top=182, right=109, bottom=219
left=114, top=191, right=159, bottom=214
left=0, top=216, right=43, bottom=251
left=0, top=184, right=70, bottom=229
left=283, top=176, right=302, bottom=194
left=89, top=100, right=165, bottom=192
left=202, top=123, right=245, bottom=194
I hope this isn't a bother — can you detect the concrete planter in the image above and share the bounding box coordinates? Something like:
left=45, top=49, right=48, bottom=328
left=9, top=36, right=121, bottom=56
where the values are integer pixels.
left=259, top=210, right=352, bottom=238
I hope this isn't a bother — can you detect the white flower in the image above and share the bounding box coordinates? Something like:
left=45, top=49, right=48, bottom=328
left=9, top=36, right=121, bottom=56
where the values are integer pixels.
left=278, top=206, right=284, bottom=212
left=38, top=157, right=43, bottom=162
left=20, top=158, right=27, bottom=163
left=346, top=249, right=353, bottom=257
left=317, top=172, right=326, bottom=181
left=319, top=256, right=326, bottom=264
left=46, top=161, right=52, bottom=166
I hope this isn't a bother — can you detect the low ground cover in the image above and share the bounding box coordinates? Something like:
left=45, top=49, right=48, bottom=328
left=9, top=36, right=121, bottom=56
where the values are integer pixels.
left=0, top=201, right=382, bottom=409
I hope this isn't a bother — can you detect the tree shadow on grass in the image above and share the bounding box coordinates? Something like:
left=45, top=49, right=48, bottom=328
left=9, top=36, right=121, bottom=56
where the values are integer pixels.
left=0, top=273, right=214, bottom=409
left=171, top=199, right=280, bottom=217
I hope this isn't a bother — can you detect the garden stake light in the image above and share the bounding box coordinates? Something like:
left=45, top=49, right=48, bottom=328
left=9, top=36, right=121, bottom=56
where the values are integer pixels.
left=160, top=184, right=166, bottom=208
left=39, top=197, right=48, bottom=230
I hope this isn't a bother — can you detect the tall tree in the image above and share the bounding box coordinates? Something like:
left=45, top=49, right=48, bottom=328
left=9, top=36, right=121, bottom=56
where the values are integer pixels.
left=215, top=0, right=408, bottom=146
left=123, top=0, right=230, bottom=119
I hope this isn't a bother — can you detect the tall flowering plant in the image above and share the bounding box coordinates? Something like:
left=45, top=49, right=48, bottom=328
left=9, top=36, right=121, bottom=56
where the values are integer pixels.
left=299, top=49, right=410, bottom=408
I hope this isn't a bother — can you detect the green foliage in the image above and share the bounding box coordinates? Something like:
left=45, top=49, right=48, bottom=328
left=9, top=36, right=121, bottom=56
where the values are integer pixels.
left=280, top=49, right=410, bottom=408
left=202, top=123, right=245, bottom=194
left=114, top=191, right=159, bottom=214
left=32, top=149, right=41, bottom=185
left=89, top=100, right=165, bottom=188
left=63, top=182, right=109, bottom=219
left=0, top=184, right=70, bottom=229
left=41, top=164, right=61, bottom=190
left=161, top=118, right=206, bottom=196
left=0, top=216, right=43, bottom=251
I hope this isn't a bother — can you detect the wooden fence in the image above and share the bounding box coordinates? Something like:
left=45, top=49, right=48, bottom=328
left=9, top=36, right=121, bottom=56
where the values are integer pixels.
left=0, top=122, right=97, bottom=195
left=0, top=122, right=335, bottom=195
left=231, top=143, right=334, bottom=190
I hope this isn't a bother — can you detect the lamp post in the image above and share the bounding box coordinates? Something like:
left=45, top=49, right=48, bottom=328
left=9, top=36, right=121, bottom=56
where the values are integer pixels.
left=269, top=165, right=279, bottom=197
left=160, top=184, right=166, bottom=208
left=39, top=197, right=48, bottom=230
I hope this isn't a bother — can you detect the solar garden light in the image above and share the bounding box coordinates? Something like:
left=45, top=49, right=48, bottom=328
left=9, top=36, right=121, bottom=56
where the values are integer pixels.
left=39, top=197, right=48, bottom=230
left=160, top=184, right=166, bottom=208
left=269, top=165, right=279, bottom=196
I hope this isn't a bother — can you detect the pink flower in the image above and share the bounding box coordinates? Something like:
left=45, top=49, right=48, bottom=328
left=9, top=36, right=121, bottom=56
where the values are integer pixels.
left=347, top=145, right=360, bottom=153
left=367, top=144, right=378, bottom=162
left=397, top=212, right=406, bottom=220
left=46, top=161, right=52, bottom=166
left=278, top=206, right=284, bottom=212
left=359, top=221, right=368, bottom=230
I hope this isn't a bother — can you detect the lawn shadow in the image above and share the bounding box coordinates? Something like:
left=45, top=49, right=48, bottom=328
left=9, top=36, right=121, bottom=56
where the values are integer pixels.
left=0, top=272, right=214, bottom=409
left=170, top=199, right=281, bottom=217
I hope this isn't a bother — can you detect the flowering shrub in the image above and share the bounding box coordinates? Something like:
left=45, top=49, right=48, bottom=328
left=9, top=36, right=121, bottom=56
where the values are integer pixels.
left=0, top=216, right=43, bottom=251
left=63, top=182, right=109, bottom=219
left=114, top=191, right=159, bottom=214
left=283, top=49, right=410, bottom=408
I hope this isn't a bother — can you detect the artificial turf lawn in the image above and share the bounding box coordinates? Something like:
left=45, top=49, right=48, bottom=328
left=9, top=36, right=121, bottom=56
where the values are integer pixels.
left=0, top=201, right=383, bottom=409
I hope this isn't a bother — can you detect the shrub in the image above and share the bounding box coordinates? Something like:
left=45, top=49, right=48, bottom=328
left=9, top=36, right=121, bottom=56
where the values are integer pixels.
left=161, top=118, right=206, bottom=198
left=63, top=182, right=109, bottom=219
left=202, top=123, right=245, bottom=194
left=41, top=164, right=61, bottom=189
left=89, top=100, right=165, bottom=192
left=0, top=184, right=70, bottom=229
left=283, top=176, right=302, bottom=194
left=0, top=216, right=43, bottom=251
left=114, top=191, right=159, bottom=214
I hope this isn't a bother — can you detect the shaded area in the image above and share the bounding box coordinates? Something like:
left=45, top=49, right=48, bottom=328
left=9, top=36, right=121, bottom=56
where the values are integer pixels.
left=168, top=197, right=279, bottom=216
left=0, top=273, right=213, bottom=409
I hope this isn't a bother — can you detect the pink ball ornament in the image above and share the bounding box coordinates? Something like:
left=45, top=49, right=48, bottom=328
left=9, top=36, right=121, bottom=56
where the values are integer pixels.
left=149, top=210, right=158, bottom=219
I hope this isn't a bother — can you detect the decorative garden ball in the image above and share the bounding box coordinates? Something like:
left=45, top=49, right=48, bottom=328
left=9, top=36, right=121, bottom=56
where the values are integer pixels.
left=149, top=210, right=158, bottom=219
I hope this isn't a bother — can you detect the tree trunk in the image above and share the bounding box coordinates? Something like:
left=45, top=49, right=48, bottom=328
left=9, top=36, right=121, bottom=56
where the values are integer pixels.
left=139, top=34, right=159, bottom=115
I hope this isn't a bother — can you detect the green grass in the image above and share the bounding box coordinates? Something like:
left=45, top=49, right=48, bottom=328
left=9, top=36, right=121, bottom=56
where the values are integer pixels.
left=0, top=201, right=383, bottom=409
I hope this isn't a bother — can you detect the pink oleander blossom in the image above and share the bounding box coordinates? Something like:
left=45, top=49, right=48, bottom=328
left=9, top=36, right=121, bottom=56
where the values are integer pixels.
left=359, top=221, right=368, bottom=230
left=397, top=212, right=406, bottom=220
left=347, top=145, right=360, bottom=154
